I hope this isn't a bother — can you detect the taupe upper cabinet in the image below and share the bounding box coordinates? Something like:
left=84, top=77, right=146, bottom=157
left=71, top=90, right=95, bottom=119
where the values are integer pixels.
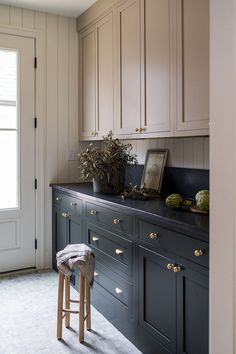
left=175, top=0, right=210, bottom=135
left=79, top=12, right=114, bottom=140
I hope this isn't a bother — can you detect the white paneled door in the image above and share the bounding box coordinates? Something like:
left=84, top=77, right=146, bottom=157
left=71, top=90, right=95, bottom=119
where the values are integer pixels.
left=0, top=33, right=35, bottom=272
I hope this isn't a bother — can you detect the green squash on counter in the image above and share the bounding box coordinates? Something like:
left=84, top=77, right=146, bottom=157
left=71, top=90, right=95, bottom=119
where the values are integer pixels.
left=166, top=194, right=192, bottom=209
left=195, top=190, right=209, bottom=212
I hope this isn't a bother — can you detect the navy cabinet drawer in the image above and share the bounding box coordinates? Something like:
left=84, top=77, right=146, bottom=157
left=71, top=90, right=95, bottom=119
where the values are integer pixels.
left=85, top=201, right=133, bottom=235
left=138, top=219, right=209, bottom=268
left=53, top=191, right=82, bottom=217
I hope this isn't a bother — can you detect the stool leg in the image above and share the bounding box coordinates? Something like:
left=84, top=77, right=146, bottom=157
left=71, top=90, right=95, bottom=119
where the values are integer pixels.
left=65, top=275, right=70, bottom=328
left=79, top=274, right=85, bottom=342
left=85, top=279, right=91, bottom=330
left=57, top=271, right=65, bottom=339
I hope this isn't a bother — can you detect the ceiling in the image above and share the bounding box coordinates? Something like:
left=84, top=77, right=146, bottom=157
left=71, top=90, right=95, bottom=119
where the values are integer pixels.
left=0, top=0, right=97, bottom=17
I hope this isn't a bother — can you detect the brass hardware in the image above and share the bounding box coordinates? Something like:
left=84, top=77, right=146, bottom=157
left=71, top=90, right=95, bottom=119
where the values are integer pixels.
left=140, top=128, right=146, bottom=132
left=91, top=131, right=95, bottom=136
left=70, top=202, right=77, bottom=206
left=173, top=265, right=182, bottom=273
left=92, top=236, right=99, bottom=242
left=62, top=213, right=69, bottom=218
left=194, top=249, right=203, bottom=257
left=56, top=197, right=61, bottom=201
left=149, top=232, right=158, bottom=240
left=90, top=209, right=97, bottom=216
left=135, top=128, right=139, bottom=132
left=94, top=271, right=99, bottom=277
left=115, top=288, right=123, bottom=294
left=115, top=249, right=124, bottom=255
left=113, top=218, right=121, bottom=225
left=167, top=263, right=174, bottom=271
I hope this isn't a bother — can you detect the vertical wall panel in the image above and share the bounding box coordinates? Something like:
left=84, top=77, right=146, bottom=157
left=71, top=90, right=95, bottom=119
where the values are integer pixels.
left=0, top=5, right=10, bottom=24
left=22, top=9, right=35, bottom=28
left=10, top=7, right=23, bottom=26
left=34, top=11, right=46, bottom=30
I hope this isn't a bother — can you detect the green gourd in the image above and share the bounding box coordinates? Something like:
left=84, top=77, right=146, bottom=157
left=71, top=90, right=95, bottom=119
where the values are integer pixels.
left=195, top=190, right=209, bottom=212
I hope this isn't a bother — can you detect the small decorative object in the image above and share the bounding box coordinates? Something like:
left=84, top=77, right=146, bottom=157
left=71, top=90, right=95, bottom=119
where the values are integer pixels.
left=190, top=190, right=209, bottom=214
left=166, top=194, right=192, bottom=209
left=121, top=183, right=160, bottom=200
left=141, top=149, right=168, bottom=193
left=78, top=131, right=137, bottom=194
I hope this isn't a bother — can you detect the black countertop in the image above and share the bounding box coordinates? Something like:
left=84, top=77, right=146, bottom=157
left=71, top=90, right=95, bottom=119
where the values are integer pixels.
left=51, top=183, right=209, bottom=242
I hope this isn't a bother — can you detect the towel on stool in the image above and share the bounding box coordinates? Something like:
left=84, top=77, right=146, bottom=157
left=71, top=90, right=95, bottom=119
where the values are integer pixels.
left=56, top=244, right=95, bottom=287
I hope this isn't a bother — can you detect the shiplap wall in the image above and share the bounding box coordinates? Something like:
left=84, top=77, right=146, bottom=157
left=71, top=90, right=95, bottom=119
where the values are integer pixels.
left=0, top=5, right=79, bottom=267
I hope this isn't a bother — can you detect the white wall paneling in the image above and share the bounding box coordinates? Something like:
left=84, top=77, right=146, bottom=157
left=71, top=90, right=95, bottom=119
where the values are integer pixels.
left=0, top=5, right=79, bottom=268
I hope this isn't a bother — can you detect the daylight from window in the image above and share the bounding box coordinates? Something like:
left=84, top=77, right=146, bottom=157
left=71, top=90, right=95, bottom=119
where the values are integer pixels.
left=0, top=49, right=18, bottom=209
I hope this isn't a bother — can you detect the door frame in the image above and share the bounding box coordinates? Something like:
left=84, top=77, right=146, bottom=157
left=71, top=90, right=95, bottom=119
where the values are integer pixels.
left=0, top=24, right=45, bottom=270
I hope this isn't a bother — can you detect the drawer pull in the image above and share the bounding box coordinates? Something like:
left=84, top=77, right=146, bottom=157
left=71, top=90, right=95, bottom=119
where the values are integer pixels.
left=70, top=202, right=77, bottom=206
left=173, top=265, right=182, bottom=273
left=135, top=128, right=139, bottom=132
left=56, top=197, right=61, bottom=201
left=149, top=232, right=158, bottom=240
left=167, top=263, right=174, bottom=271
left=92, top=236, right=99, bottom=242
left=115, top=287, right=123, bottom=294
left=115, top=249, right=124, bottom=255
left=62, top=213, right=70, bottom=218
left=94, top=271, right=99, bottom=277
left=113, top=218, right=121, bottom=224
left=90, top=209, right=97, bottom=216
left=194, top=249, right=203, bottom=257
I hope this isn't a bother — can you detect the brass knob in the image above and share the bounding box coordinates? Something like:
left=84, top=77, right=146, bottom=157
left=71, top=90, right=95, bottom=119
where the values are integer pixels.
left=56, top=197, right=61, bottom=201
left=115, top=249, right=124, bottom=255
left=167, top=263, right=174, bottom=270
left=115, top=288, right=123, bottom=294
left=173, top=265, right=182, bottom=273
left=135, top=128, right=139, bottom=132
left=149, top=232, right=158, bottom=240
left=70, top=202, right=77, bottom=206
left=92, top=236, right=99, bottom=242
left=91, top=131, right=96, bottom=136
left=94, top=271, right=99, bottom=277
left=62, top=212, right=69, bottom=218
left=113, top=218, right=121, bottom=224
left=194, top=249, right=203, bottom=257
left=90, top=209, right=97, bottom=216
left=140, top=128, right=146, bottom=132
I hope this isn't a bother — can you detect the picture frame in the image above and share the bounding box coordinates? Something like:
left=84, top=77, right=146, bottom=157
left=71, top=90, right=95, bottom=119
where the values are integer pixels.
left=141, top=149, right=168, bottom=193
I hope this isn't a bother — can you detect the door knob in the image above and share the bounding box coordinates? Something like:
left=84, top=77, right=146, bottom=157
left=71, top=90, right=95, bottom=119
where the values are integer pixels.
left=115, top=249, right=124, bottom=255
left=194, top=249, right=203, bottom=257
left=173, top=265, right=182, bottom=273
left=90, top=209, right=97, bottom=216
left=113, top=218, right=121, bottom=224
left=167, top=263, right=174, bottom=271
left=115, top=288, right=123, bottom=294
left=92, top=236, right=99, bottom=242
left=149, top=232, right=158, bottom=240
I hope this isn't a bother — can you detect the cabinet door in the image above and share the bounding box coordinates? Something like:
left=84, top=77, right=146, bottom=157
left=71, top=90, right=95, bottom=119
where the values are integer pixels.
left=143, top=0, right=170, bottom=134
left=139, top=246, right=177, bottom=352
left=79, top=26, right=96, bottom=139
left=68, top=217, right=82, bottom=245
left=95, top=13, right=114, bottom=137
left=115, top=0, right=141, bottom=136
left=53, top=209, right=67, bottom=253
left=176, top=0, right=209, bottom=135
left=177, top=267, right=209, bottom=354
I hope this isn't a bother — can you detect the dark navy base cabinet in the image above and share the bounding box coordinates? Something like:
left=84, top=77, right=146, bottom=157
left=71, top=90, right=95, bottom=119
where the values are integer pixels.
left=52, top=184, right=209, bottom=354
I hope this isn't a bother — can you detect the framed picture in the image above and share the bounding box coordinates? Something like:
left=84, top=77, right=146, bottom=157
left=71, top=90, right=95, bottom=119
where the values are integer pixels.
left=141, top=149, right=168, bottom=193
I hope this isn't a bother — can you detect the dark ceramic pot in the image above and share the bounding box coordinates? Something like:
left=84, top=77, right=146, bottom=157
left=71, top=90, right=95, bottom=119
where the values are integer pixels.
left=93, top=169, right=125, bottom=194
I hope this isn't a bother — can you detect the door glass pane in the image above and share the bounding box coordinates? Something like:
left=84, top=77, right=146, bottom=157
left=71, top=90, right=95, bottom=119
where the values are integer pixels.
left=0, top=49, right=18, bottom=209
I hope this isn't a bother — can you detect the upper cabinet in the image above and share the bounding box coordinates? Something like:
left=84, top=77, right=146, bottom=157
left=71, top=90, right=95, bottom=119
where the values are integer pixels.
left=175, top=0, right=210, bottom=136
left=77, top=0, right=209, bottom=140
left=79, top=12, right=114, bottom=140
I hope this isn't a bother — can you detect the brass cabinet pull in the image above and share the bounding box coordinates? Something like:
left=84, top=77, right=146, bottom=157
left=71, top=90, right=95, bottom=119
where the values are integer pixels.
left=140, top=128, right=146, bottom=132
left=115, top=287, right=123, bottom=294
left=173, top=265, right=182, bottom=273
left=149, top=232, right=158, bottom=240
left=70, top=202, right=77, bottom=206
left=62, top=212, right=70, bottom=218
left=56, top=197, right=61, bottom=201
left=115, top=249, right=124, bottom=255
left=90, top=209, right=97, bottom=216
left=94, top=271, right=99, bottom=277
left=92, top=236, right=99, bottom=242
left=167, top=263, right=174, bottom=271
left=113, top=218, right=121, bottom=224
left=135, top=128, right=139, bottom=132
left=194, top=249, right=203, bottom=257
left=91, top=131, right=96, bottom=136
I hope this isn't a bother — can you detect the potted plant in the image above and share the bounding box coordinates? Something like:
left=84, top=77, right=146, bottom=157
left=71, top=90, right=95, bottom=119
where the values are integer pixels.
left=78, top=132, right=137, bottom=194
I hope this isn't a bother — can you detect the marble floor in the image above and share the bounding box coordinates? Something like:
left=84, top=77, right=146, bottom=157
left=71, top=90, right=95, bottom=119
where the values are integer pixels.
left=0, top=270, right=141, bottom=354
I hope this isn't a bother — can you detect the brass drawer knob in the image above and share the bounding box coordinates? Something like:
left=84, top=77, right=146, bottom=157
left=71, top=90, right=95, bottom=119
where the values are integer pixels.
left=113, top=218, right=121, bottom=224
left=140, top=127, right=146, bottom=132
left=70, top=202, right=77, bottom=206
left=62, top=212, right=69, bottom=218
left=167, top=263, right=174, bottom=271
left=92, top=236, right=99, bottom=242
left=194, top=249, right=203, bottom=257
left=173, top=265, right=182, bottom=273
left=56, top=197, right=61, bottom=201
left=135, top=128, right=139, bottom=132
left=94, top=271, right=99, bottom=277
left=115, top=287, right=123, bottom=294
left=149, top=232, right=158, bottom=240
left=90, top=209, right=97, bottom=216
left=115, top=249, right=124, bottom=255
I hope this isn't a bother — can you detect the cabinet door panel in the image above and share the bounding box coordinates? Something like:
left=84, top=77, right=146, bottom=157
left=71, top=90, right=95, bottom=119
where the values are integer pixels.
left=176, top=0, right=209, bottom=133
left=68, top=217, right=82, bottom=245
left=177, top=267, right=209, bottom=354
left=54, top=210, right=67, bottom=253
left=95, top=13, right=114, bottom=137
left=116, top=0, right=141, bottom=136
left=139, top=246, right=176, bottom=352
left=143, top=0, right=170, bottom=133
left=79, top=26, right=96, bottom=139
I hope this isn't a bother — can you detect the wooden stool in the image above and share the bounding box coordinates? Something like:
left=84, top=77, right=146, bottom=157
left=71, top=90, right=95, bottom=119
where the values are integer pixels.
left=57, top=270, right=91, bottom=342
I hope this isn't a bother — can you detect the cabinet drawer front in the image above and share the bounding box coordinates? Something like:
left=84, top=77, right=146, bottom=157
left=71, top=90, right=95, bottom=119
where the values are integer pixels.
left=94, top=261, right=130, bottom=306
left=138, top=219, right=209, bottom=267
left=53, top=191, right=82, bottom=217
left=85, top=201, right=133, bottom=234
